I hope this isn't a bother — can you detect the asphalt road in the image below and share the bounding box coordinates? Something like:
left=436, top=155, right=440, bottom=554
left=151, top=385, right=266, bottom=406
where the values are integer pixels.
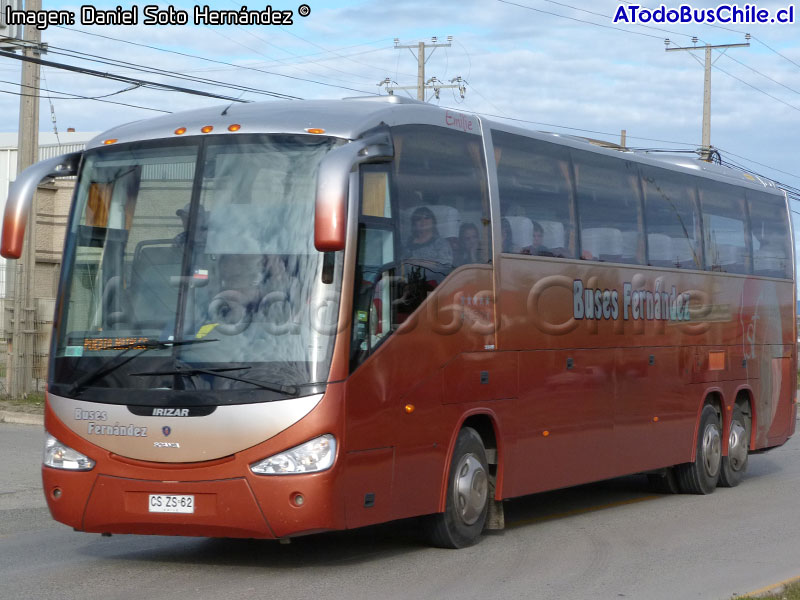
left=2, top=421, right=799, bottom=600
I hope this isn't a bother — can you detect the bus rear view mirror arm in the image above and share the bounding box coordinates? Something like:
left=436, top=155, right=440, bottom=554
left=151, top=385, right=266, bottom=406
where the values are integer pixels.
left=314, top=125, right=393, bottom=252
left=2, top=151, right=82, bottom=259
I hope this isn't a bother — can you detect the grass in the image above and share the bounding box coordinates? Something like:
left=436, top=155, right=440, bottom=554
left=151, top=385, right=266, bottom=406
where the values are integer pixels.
left=0, top=391, right=45, bottom=414
left=741, top=579, right=800, bottom=599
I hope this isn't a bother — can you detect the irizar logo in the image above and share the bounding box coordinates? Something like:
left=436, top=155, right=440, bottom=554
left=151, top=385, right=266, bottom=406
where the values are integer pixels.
left=151, top=408, right=190, bottom=417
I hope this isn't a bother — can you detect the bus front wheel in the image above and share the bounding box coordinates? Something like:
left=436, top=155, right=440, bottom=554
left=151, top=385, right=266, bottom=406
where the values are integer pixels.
left=676, top=404, right=722, bottom=494
left=425, top=427, right=489, bottom=548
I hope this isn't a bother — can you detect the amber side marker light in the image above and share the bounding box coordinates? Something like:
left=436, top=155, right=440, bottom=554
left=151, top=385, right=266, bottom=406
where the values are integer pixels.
left=103, top=139, right=117, bottom=145
left=201, top=125, right=214, bottom=133
left=305, top=128, right=325, bottom=134
left=542, top=430, right=550, bottom=437
left=174, top=127, right=187, bottom=135
left=228, top=124, right=241, bottom=132
left=404, top=404, right=415, bottom=414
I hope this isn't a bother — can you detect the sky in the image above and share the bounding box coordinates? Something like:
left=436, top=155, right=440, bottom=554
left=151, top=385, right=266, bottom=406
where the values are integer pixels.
left=0, top=0, right=798, bottom=191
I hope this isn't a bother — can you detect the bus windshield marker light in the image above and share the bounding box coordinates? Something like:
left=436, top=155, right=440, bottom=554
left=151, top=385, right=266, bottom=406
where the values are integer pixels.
left=250, top=434, right=336, bottom=475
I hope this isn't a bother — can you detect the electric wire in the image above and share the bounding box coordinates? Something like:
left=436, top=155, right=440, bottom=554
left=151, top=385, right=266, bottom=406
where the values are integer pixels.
left=43, top=45, right=301, bottom=100
left=0, top=86, right=172, bottom=113
left=201, top=25, right=379, bottom=91
left=446, top=106, right=699, bottom=146
left=0, top=49, right=251, bottom=103
left=504, top=0, right=800, bottom=116
left=54, top=25, right=380, bottom=95
left=496, top=0, right=667, bottom=39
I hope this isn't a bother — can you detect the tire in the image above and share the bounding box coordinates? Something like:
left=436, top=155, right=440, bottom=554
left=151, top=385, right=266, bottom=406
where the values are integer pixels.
left=425, top=427, right=489, bottom=549
left=675, top=404, right=722, bottom=494
left=719, top=404, right=750, bottom=488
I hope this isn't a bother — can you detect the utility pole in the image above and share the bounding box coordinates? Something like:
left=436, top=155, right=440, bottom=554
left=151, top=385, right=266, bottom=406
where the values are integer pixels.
left=666, top=36, right=749, bottom=161
left=9, top=0, right=43, bottom=397
left=381, top=37, right=465, bottom=102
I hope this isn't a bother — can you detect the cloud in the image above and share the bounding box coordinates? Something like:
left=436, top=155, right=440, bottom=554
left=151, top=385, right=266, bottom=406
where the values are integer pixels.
left=0, top=0, right=796, bottom=190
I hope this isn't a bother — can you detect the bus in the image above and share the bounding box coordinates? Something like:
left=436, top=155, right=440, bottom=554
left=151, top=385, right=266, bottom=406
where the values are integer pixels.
left=3, top=96, right=795, bottom=548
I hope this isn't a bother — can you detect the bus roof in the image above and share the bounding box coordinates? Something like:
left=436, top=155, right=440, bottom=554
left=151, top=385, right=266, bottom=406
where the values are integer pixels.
left=87, top=96, right=781, bottom=194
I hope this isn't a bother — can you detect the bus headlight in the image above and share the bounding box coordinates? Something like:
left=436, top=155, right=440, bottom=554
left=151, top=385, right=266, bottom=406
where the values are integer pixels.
left=43, top=433, right=95, bottom=471
left=250, top=434, right=336, bottom=475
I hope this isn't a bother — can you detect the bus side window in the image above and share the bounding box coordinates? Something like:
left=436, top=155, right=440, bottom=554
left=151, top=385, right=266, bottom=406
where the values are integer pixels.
left=748, top=190, right=791, bottom=279
left=640, top=165, right=702, bottom=269
left=698, top=182, right=750, bottom=274
left=572, top=150, right=644, bottom=265
left=392, top=125, right=491, bottom=273
left=492, top=130, right=576, bottom=259
left=351, top=167, right=397, bottom=370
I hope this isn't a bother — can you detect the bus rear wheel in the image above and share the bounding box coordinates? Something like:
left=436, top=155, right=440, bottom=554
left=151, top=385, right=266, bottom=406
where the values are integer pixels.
left=676, top=404, right=722, bottom=494
left=425, top=427, right=489, bottom=549
left=719, top=404, right=749, bottom=488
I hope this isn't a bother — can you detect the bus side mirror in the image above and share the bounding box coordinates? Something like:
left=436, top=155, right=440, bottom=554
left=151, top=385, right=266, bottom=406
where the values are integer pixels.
left=315, top=126, right=393, bottom=252
left=2, top=151, right=82, bottom=259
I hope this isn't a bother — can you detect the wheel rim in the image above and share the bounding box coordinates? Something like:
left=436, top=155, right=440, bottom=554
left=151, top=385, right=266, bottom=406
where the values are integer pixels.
left=728, top=419, right=748, bottom=471
left=702, top=422, right=722, bottom=478
left=453, top=453, right=488, bottom=526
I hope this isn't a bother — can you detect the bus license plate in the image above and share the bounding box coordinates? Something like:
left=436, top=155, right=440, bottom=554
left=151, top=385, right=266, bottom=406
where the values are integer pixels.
left=148, top=494, right=194, bottom=513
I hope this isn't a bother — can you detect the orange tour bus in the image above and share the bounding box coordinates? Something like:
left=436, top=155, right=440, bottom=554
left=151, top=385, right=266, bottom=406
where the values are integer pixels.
left=2, top=96, right=795, bottom=548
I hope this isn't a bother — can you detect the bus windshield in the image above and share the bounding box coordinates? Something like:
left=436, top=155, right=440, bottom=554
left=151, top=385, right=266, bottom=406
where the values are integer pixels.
left=51, top=134, right=343, bottom=405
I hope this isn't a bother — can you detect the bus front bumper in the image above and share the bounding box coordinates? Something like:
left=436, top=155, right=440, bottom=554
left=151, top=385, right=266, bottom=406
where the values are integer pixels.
left=42, top=467, right=345, bottom=539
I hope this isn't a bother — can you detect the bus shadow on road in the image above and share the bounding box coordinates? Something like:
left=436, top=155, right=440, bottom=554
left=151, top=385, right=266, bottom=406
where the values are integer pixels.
left=77, top=457, right=785, bottom=567
left=501, top=454, right=785, bottom=532
left=78, top=517, right=434, bottom=567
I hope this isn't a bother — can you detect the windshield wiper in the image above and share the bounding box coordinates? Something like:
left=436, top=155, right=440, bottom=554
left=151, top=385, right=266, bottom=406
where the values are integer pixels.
left=130, top=361, right=298, bottom=395
left=69, top=338, right=218, bottom=396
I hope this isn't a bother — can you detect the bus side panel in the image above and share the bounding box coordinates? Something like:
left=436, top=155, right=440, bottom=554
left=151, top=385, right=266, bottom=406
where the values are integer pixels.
left=512, top=348, right=615, bottom=496
left=615, top=346, right=695, bottom=473
left=344, top=266, right=496, bottom=523
left=741, top=277, right=795, bottom=448
left=765, top=355, right=794, bottom=444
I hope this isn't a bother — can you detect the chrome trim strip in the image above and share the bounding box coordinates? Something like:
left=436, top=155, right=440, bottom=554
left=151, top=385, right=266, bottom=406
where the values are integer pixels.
left=48, top=392, right=323, bottom=463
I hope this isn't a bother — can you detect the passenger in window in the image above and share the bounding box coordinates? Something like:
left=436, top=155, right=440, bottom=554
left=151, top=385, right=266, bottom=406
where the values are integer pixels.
left=522, top=221, right=552, bottom=257
left=173, top=203, right=208, bottom=246
left=501, top=217, right=514, bottom=253
left=402, top=206, right=453, bottom=273
left=455, top=222, right=481, bottom=266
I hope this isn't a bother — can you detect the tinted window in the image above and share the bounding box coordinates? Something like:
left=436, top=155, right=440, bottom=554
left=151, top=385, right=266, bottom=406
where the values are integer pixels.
left=640, top=165, right=702, bottom=269
left=698, top=181, right=750, bottom=274
left=493, top=130, right=576, bottom=258
left=572, top=150, right=644, bottom=265
left=748, top=190, right=791, bottom=278
left=393, top=125, right=491, bottom=274
left=350, top=126, right=491, bottom=371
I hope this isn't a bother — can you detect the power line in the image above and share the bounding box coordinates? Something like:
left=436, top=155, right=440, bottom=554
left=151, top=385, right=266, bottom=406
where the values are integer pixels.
left=531, top=0, right=699, bottom=41
left=43, top=45, right=301, bottom=100
left=453, top=107, right=698, bottom=146
left=201, top=26, right=378, bottom=94
left=57, top=25, right=393, bottom=76
left=496, top=0, right=665, bottom=39
left=504, top=0, right=800, bottom=117
left=54, top=24, right=377, bottom=96
left=0, top=48, right=252, bottom=103
left=710, top=60, right=800, bottom=113
left=616, top=0, right=800, bottom=74
left=715, top=146, right=800, bottom=182
left=720, top=52, right=800, bottom=97
left=0, top=77, right=170, bottom=113
left=223, top=0, right=404, bottom=81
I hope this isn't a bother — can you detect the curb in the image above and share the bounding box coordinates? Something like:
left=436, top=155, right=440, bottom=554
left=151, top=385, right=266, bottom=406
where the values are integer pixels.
left=0, top=411, right=44, bottom=426
left=743, top=573, right=800, bottom=597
